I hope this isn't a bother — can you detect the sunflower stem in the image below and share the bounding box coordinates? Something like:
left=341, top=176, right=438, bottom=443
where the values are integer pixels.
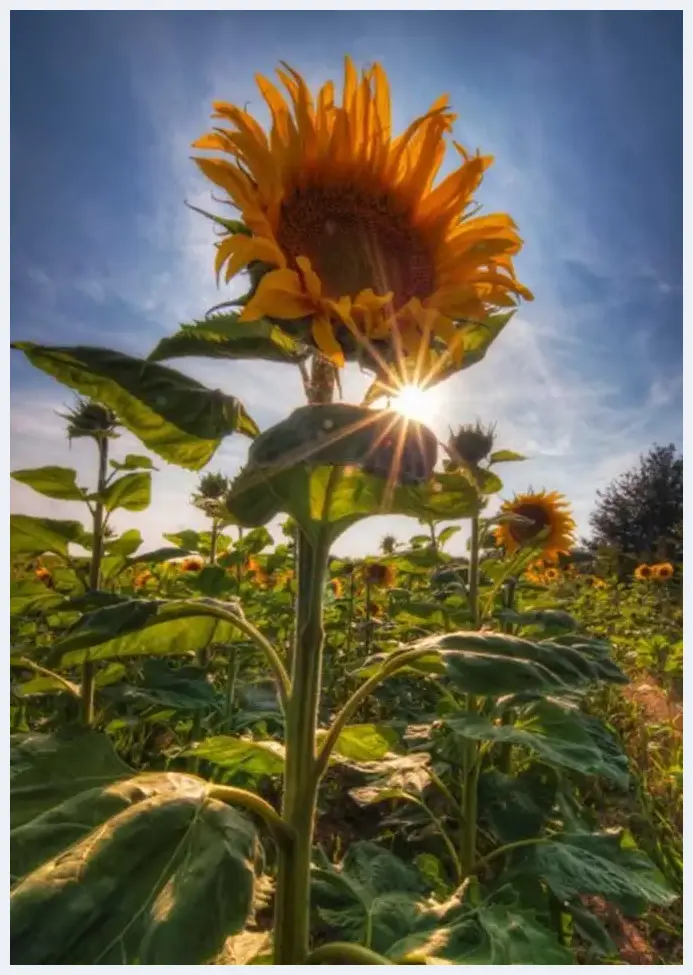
left=460, top=508, right=481, bottom=876
left=82, top=434, right=108, bottom=727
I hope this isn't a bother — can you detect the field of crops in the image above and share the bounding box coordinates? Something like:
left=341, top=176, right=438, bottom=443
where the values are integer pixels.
left=9, top=47, right=682, bottom=967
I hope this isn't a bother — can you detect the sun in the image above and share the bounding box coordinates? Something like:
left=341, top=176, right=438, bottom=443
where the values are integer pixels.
left=390, top=384, right=440, bottom=425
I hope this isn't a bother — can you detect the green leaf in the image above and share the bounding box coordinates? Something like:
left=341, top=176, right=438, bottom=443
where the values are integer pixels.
left=11, top=343, right=259, bottom=469
left=311, top=842, right=424, bottom=955
left=50, top=597, right=245, bottom=667
left=489, top=449, right=526, bottom=464
left=10, top=580, right=65, bottom=617
left=149, top=313, right=310, bottom=365
left=509, top=831, right=677, bottom=915
left=96, top=471, right=152, bottom=512
left=328, top=724, right=400, bottom=762
left=10, top=728, right=132, bottom=830
left=164, top=529, right=204, bottom=552
left=126, top=546, right=189, bottom=567
left=446, top=699, right=630, bottom=784
left=104, top=529, right=142, bottom=556
left=110, top=453, right=157, bottom=471
left=103, top=660, right=217, bottom=713
left=437, top=525, right=461, bottom=546
left=10, top=514, right=85, bottom=558
left=11, top=465, right=87, bottom=501
left=10, top=771, right=258, bottom=964
left=478, top=765, right=558, bottom=843
left=187, top=736, right=285, bottom=776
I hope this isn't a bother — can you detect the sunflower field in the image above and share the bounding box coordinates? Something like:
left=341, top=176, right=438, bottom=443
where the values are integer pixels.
left=9, top=57, right=682, bottom=965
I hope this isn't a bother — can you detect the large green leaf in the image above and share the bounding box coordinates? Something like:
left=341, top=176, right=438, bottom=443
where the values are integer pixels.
left=446, top=699, right=630, bottom=784
left=97, top=471, right=152, bottom=512
left=10, top=580, right=65, bottom=617
left=105, top=529, right=143, bottom=556
left=10, top=728, right=132, bottom=830
left=102, top=660, right=217, bottom=713
left=328, top=724, right=400, bottom=763
left=49, top=598, right=245, bottom=667
left=10, top=771, right=258, bottom=964
left=10, top=514, right=85, bottom=558
left=311, top=842, right=424, bottom=954
left=509, top=831, right=676, bottom=916
left=478, top=765, right=558, bottom=843
left=12, top=343, right=259, bottom=469
left=186, top=736, right=285, bottom=776
left=149, top=313, right=310, bottom=364
left=11, top=466, right=87, bottom=501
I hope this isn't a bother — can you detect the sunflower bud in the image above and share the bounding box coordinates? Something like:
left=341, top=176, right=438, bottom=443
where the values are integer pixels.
left=59, top=399, right=119, bottom=442
left=447, top=422, right=495, bottom=469
left=193, top=471, right=229, bottom=502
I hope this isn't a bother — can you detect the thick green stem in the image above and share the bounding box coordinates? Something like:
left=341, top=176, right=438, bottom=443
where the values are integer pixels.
left=209, top=518, right=219, bottom=565
left=273, top=529, right=330, bottom=965
left=460, top=694, right=480, bottom=877
left=468, top=510, right=480, bottom=628
left=498, top=579, right=517, bottom=774
left=82, top=434, right=108, bottom=727
left=225, top=647, right=239, bottom=727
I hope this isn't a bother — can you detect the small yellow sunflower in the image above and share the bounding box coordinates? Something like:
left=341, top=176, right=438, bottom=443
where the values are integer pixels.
left=634, top=564, right=653, bottom=582
left=182, top=556, right=204, bottom=573
left=652, top=562, right=674, bottom=581
left=494, top=491, right=576, bottom=561
left=193, top=57, right=532, bottom=383
left=544, top=567, right=561, bottom=583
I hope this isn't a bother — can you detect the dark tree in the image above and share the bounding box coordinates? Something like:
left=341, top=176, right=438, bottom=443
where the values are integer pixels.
left=588, top=443, right=682, bottom=565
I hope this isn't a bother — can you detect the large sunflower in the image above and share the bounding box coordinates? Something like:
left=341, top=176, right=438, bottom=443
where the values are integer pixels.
left=193, top=58, right=532, bottom=381
left=494, top=490, right=576, bottom=561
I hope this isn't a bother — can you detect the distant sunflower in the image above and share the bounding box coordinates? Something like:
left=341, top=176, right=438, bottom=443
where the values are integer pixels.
left=329, top=578, right=344, bottom=599
left=182, top=557, right=204, bottom=573
left=193, top=57, right=532, bottom=381
left=247, top=557, right=271, bottom=587
left=134, top=570, right=153, bottom=588
left=494, top=490, right=576, bottom=561
left=634, top=564, right=653, bottom=582
left=652, top=562, right=674, bottom=581
left=363, top=562, right=396, bottom=588
left=35, top=567, right=52, bottom=587
left=544, top=567, right=560, bottom=583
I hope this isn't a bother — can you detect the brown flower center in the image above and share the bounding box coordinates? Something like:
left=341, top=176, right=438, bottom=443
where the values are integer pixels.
left=277, top=185, right=435, bottom=307
left=508, top=503, right=551, bottom=544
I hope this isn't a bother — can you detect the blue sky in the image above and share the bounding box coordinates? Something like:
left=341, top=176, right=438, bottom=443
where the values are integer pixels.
left=10, top=11, right=682, bottom=557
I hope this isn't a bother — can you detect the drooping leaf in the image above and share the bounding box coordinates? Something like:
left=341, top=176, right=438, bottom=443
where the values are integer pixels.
left=11, top=343, right=259, bottom=469
left=10, top=514, right=85, bottom=558
left=508, top=831, right=677, bottom=915
left=10, top=771, right=258, bottom=964
left=446, top=700, right=630, bottom=784
left=149, top=313, right=310, bottom=365
left=50, top=598, right=245, bottom=667
left=96, top=471, right=152, bottom=512
left=11, top=465, right=87, bottom=501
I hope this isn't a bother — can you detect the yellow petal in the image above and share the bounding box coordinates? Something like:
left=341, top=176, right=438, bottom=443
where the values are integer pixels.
left=296, top=256, right=323, bottom=301
left=239, top=268, right=316, bottom=322
left=217, top=235, right=286, bottom=283
left=312, top=315, right=345, bottom=366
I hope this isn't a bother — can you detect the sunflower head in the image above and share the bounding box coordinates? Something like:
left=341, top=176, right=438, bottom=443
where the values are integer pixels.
left=247, top=557, right=271, bottom=586
left=329, top=578, right=344, bottom=599
left=134, top=570, right=153, bottom=588
left=544, top=567, right=561, bottom=583
left=35, top=567, right=52, bottom=586
left=59, top=398, right=119, bottom=442
left=363, top=561, right=396, bottom=588
left=494, top=490, right=576, bottom=561
left=634, top=564, right=653, bottom=582
left=447, top=421, right=495, bottom=469
left=652, top=562, right=674, bottom=581
left=182, top=556, right=204, bottom=573
left=193, top=57, right=532, bottom=388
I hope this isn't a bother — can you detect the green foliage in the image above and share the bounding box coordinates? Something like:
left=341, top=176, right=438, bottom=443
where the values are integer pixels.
left=11, top=466, right=87, bottom=501
left=10, top=515, right=85, bottom=558
left=11, top=343, right=259, bottom=468
left=149, top=313, right=310, bottom=365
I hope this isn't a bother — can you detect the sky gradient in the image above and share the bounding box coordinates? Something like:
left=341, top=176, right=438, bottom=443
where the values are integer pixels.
left=10, top=11, right=683, bottom=557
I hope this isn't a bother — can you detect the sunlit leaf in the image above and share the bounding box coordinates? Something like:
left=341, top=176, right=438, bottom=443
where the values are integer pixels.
left=11, top=466, right=87, bottom=501
left=149, top=314, right=310, bottom=365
